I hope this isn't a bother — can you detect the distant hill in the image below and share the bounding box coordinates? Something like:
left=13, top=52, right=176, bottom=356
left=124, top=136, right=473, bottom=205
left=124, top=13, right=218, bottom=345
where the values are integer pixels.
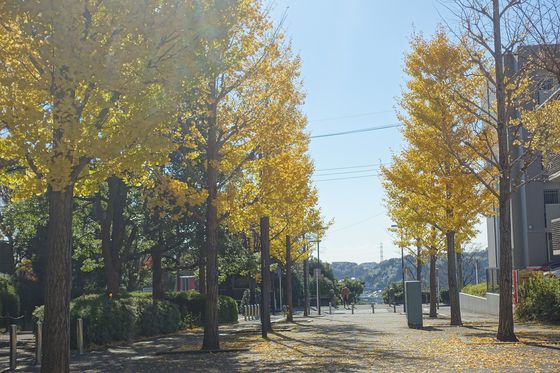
left=331, top=261, right=377, bottom=280
left=331, top=250, right=488, bottom=292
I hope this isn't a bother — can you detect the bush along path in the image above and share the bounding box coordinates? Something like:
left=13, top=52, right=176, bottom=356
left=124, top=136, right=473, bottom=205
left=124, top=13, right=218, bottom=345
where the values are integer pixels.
left=32, top=292, right=238, bottom=349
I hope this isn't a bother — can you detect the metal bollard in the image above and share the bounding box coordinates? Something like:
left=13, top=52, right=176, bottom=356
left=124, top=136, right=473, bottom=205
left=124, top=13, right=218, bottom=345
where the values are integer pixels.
left=10, top=324, right=17, bottom=370
left=77, top=318, right=84, bottom=355
left=329, top=302, right=332, bottom=314
left=351, top=303, right=354, bottom=314
left=393, top=303, right=396, bottom=313
left=35, top=321, right=42, bottom=366
left=371, top=303, right=375, bottom=314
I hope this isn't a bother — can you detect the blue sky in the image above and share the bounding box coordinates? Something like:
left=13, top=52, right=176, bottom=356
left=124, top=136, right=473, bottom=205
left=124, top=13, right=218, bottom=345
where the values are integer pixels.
left=271, top=1, right=486, bottom=263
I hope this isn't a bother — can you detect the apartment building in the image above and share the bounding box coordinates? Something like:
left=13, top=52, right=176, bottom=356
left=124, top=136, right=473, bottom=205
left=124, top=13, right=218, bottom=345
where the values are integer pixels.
left=486, top=46, right=560, bottom=273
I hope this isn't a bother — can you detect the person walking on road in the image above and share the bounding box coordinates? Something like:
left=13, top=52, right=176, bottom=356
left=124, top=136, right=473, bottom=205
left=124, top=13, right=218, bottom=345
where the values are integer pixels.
left=341, top=285, right=350, bottom=309
left=329, top=288, right=338, bottom=309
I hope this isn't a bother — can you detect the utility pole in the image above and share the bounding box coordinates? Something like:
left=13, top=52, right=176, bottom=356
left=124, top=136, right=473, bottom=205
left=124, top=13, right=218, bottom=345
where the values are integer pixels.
left=316, top=240, right=321, bottom=315
left=303, top=258, right=310, bottom=316
left=390, top=224, right=406, bottom=312
left=475, top=259, right=479, bottom=284
left=380, top=243, right=384, bottom=262
left=401, top=245, right=406, bottom=312
left=278, top=267, right=283, bottom=311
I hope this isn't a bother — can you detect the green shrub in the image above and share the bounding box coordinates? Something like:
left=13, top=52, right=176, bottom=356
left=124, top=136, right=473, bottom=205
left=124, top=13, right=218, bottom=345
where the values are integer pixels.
left=165, top=291, right=237, bottom=325
left=218, top=295, right=238, bottom=324
left=33, top=294, right=182, bottom=347
left=34, top=294, right=138, bottom=346
left=138, top=300, right=181, bottom=336
left=128, top=291, right=153, bottom=298
left=382, top=283, right=403, bottom=304
left=516, top=275, right=560, bottom=323
left=166, top=290, right=205, bottom=320
left=0, top=273, right=20, bottom=318
left=462, top=283, right=487, bottom=297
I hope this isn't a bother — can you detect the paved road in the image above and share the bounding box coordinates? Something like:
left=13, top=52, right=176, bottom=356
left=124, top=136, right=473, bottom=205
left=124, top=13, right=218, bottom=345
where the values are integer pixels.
left=2, top=305, right=559, bottom=372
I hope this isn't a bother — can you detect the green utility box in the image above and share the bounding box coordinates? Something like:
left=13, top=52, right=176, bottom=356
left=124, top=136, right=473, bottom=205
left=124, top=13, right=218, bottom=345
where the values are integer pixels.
left=405, top=281, right=423, bottom=329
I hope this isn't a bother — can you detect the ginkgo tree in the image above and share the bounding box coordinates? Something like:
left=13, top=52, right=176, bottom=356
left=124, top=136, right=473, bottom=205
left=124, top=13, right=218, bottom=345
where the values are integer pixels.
left=382, top=30, right=493, bottom=326
left=0, top=1, right=201, bottom=371
left=255, top=131, right=325, bottom=323
left=141, top=0, right=326, bottom=350
left=387, top=208, right=442, bottom=318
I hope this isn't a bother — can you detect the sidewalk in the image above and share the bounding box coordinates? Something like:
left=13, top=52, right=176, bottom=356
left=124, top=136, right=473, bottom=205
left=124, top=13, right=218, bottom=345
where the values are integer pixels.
left=0, top=331, right=35, bottom=372
left=3, top=305, right=559, bottom=372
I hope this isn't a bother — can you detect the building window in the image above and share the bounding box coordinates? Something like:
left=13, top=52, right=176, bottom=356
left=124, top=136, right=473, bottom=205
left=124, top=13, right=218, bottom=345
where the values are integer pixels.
left=544, top=190, right=559, bottom=205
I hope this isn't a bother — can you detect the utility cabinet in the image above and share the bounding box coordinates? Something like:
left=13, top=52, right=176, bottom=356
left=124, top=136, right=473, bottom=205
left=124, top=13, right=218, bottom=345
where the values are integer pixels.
left=405, top=281, right=423, bottom=329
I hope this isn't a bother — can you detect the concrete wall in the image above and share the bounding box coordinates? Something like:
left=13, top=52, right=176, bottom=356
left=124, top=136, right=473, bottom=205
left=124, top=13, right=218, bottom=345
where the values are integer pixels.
left=487, top=216, right=499, bottom=269
left=459, top=292, right=500, bottom=316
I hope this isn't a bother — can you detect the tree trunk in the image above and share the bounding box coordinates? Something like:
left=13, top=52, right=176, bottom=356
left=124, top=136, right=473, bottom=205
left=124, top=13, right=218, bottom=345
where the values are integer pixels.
left=429, top=252, right=437, bottom=318
left=285, top=236, right=293, bottom=322
left=152, top=248, right=165, bottom=300
left=492, top=0, right=517, bottom=342
left=303, top=258, right=310, bottom=317
left=42, top=185, right=74, bottom=373
left=107, top=177, right=126, bottom=293
left=96, top=177, right=127, bottom=296
left=260, top=217, right=272, bottom=337
left=446, top=231, right=462, bottom=326
left=202, top=88, right=220, bottom=350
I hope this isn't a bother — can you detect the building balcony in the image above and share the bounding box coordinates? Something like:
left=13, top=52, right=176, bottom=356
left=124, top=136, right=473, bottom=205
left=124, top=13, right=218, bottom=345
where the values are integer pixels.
left=546, top=154, right=560, bottom=183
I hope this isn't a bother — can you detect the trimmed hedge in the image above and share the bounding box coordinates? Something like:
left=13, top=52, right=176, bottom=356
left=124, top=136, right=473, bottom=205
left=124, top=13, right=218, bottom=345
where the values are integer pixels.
left=32, top=291, right=238, bottom=347
left=516, top=275, right=560, bottom=323
left=462, top=283, right=487, bottom=297
left=165, top=291, right=238, bottom=326
left=138, top=299, right=182, bottom=336
left=166, top=290, right=204, bottom=324
left=33, top=294, right=182, bottom=347
left=218, top=295, right=238, bottom=324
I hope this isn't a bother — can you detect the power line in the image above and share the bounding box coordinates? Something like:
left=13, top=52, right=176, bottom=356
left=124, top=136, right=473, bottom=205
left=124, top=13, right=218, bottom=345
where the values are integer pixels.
left=309, top=110, right=394, bottom=123
left=314, top=169, right=378, bottom=177
left=310, top=123, right=402, bottom=139
left=315, top=163, right=387, bottom=172
left=313, top=173, right=380, bottom=182
left=330, top=212, right=385, bottom=232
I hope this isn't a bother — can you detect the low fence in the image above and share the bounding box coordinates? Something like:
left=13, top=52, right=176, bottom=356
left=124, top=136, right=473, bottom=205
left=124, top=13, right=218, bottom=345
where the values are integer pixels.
left=459, top=292, right=500, bottom=316
left=4, top=318, right=84, bottom=370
